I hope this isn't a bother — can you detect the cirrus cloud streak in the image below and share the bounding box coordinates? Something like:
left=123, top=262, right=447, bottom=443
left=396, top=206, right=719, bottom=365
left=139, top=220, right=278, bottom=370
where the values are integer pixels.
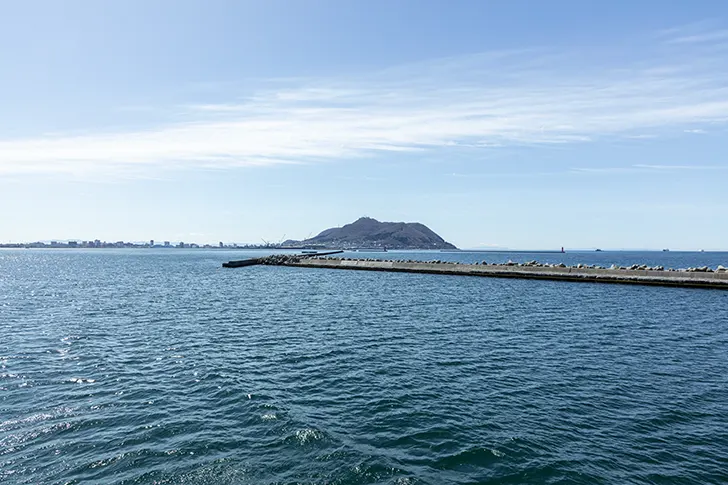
left=2, top=31, right=728, bottom=177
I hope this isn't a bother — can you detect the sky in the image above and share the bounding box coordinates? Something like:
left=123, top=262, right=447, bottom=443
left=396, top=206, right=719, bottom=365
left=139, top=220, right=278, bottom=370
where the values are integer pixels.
left=1, top=0, right=728, bottom=250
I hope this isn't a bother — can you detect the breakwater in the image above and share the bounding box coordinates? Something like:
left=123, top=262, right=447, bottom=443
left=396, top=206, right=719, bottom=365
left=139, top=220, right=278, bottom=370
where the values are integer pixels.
left=221, top=250, right=343, bottom=268
left=230, top=255, right=728, bottom=289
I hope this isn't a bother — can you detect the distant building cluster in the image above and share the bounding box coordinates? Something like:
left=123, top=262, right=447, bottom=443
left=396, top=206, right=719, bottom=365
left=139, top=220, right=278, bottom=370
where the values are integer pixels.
left=0, top=239, right=306, bottom=250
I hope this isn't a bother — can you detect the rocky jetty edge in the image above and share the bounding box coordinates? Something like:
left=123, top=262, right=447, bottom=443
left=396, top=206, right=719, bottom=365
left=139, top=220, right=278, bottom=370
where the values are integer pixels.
left=226, top=254, right=728, bottom=289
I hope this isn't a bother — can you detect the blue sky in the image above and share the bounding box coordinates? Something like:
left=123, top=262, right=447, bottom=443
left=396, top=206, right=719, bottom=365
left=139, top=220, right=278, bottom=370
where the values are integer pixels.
left=2, top=0, right=728, bottom=249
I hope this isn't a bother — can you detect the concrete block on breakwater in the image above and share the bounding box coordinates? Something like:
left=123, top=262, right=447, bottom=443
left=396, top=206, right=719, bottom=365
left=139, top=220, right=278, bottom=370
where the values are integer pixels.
left=222, top=254, right=728, bottom=289
left=221, top=250, right=343, bottom=268
left=286, top=257, right=728, bottom=290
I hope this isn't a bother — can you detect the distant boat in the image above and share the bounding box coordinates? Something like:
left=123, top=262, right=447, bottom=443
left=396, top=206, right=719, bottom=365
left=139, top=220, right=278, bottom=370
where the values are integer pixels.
left=595, top=249, right=602, bottom=252
left=663, top=249, right=670, bottom=252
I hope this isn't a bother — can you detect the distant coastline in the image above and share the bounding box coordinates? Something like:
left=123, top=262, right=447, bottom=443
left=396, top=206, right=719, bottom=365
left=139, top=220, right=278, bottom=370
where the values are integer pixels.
left=2, top=244, right=726, bottom=253
left=442, top=249, right=565, bottom=254
left=0, top=240, right=313, bottom=250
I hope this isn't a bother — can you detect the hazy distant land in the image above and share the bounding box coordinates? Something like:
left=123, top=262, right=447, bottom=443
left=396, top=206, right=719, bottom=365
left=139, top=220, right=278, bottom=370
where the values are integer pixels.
left=0, top=217, right=457, bottom=251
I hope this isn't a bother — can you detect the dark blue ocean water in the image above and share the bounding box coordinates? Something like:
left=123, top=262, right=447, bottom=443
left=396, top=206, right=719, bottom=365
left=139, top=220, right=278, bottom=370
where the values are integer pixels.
left=2, top=249, right=728, bottom=484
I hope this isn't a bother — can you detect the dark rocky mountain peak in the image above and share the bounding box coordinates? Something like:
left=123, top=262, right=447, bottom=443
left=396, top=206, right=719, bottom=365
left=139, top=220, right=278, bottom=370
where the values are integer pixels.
left=301, top=217, right=457, bottom=250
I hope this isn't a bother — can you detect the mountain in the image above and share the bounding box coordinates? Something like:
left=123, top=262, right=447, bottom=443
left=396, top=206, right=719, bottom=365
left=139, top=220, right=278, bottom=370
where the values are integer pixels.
left=292, top=217, right=457, bottom=250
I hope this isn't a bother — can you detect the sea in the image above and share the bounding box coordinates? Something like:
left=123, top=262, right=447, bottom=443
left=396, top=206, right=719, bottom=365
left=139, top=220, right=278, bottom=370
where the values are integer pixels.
left=2, top=249, right=727, bottom=484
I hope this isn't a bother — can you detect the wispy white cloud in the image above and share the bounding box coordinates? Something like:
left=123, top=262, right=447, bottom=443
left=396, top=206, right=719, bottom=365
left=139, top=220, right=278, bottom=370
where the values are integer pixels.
left=632, top=164, right=725, bottom=170
left=573, top=164, right=727, bottom=174
left=2, top=29, right=728, bottom=177
left=571, top=167, right=636, bottom=174
left=450, top=171, right=562, bottom=178
left=658, top=20, right=728, bottom=43
left=626, top=134, right=659, bottom=139
left=666, top=29, right=728, bottom=44
left=684, top=128, right=706, bottom=133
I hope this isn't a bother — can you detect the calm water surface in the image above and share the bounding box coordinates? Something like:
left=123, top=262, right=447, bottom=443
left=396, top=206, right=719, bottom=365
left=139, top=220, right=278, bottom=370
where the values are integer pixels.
left=2, top=249, right=728, bottom=484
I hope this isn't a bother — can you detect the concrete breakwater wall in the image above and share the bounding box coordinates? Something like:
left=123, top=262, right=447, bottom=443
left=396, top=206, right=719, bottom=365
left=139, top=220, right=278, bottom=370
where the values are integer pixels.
left=221, top=250, right=344, bottom=268
left=279, top=256, right=728, bottom=290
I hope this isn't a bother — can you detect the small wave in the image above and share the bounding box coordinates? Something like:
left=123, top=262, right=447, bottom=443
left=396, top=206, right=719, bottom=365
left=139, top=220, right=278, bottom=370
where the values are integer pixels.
left=0, top=406, right=76, bottom=432
left=1, top=413, right=53, bottom=431
left=349, top=459, right=410, bottom=484
left=61, top=335, right=85, bottom=345
left=1, top=421, right=73, bottom=452
left=68, top=377, right=95, bottom=384
left=291, top=428, right=326, bottom=445
left=434, top=446, right=503, bottom=470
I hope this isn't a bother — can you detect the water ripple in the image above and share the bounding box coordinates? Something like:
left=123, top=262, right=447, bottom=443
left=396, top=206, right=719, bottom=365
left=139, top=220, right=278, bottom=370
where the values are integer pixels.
left=1, top=249, right=728, bottom=484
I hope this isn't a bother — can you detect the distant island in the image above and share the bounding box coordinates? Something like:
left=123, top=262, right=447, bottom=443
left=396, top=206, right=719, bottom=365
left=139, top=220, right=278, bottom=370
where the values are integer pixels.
left=282, top=217, right=457, bottom=250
